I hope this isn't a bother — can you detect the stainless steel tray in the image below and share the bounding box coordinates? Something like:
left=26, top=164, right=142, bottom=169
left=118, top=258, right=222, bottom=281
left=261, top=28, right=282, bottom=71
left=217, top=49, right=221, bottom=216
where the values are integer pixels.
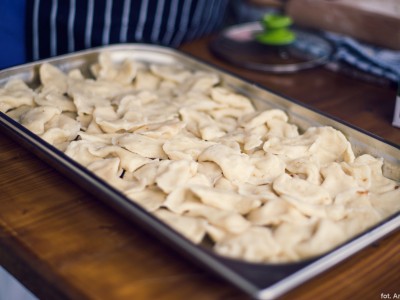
left=0, top=44, right=399, bottom=300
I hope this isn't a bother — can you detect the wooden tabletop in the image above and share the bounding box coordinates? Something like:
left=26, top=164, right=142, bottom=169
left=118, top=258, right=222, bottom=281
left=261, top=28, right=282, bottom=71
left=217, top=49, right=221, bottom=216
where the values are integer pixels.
left=0, top=36, right=399, bottom=300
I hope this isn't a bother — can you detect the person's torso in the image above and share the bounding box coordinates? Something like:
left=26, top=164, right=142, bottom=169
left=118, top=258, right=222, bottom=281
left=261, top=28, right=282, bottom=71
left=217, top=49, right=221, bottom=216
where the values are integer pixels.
left=26, top=0, right=228, bottom=61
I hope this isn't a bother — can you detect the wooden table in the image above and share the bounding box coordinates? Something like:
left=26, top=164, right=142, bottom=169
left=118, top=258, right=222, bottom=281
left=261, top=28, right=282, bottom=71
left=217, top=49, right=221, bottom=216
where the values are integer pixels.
left=0, top=36, right=399, bottom=300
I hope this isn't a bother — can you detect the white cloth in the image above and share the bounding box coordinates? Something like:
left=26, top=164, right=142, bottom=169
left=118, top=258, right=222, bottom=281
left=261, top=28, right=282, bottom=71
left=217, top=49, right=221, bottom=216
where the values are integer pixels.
left=0, top=266, right=38, bottom=300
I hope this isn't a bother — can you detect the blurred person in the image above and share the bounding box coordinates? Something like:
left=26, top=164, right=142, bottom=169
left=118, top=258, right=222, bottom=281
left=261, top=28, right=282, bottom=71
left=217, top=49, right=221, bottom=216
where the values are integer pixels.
left=0, top=0, right=231, bottom=69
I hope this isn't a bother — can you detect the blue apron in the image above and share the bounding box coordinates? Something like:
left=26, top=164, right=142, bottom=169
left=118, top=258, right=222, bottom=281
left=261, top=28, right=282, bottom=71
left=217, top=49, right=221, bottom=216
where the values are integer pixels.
left=25, top=0, right=228, bottom=61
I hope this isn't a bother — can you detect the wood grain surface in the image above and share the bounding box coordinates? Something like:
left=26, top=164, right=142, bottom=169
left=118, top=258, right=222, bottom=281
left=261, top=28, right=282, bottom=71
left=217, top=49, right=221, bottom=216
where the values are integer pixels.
left=0, top=36, right=399, bottom=300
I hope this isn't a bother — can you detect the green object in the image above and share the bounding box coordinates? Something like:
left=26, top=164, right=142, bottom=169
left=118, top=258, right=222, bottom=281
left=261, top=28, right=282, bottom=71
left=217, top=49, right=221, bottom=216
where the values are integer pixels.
left=262, top=14, right=293, bottom=30
left=256, top=14, right=296, bottom=46
left=256, top=28, right=296, bottom=45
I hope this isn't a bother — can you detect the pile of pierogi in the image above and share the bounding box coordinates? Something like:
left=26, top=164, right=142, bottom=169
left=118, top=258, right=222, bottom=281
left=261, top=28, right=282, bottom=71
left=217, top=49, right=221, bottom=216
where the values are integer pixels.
left=1, top=53, right=399, bottom=263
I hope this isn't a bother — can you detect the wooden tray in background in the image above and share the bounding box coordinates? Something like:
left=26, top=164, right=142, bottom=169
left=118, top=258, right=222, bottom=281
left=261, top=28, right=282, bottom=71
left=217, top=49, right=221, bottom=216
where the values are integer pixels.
left=286, top=0, right=400, bottom=50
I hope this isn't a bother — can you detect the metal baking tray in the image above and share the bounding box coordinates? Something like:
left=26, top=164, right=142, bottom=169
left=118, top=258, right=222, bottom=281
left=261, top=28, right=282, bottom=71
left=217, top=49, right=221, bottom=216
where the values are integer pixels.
left=0, top=44, right=399, bottom=300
